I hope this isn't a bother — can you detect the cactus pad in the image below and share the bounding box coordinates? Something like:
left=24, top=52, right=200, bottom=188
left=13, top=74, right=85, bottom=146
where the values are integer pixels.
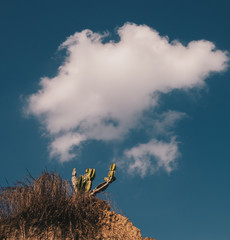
left=72, top=163, right=116, bottom=195
left=84, top=180, right=92, bottom=192
left=77, top=175, right=83, bottom=191
left=110, top=163, right=116, bottom=171
left=89, top=168, right=96, bottom=180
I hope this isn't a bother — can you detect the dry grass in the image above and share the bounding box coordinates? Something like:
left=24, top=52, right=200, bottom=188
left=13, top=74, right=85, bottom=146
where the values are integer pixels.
left=0, top=172, right=110, bottom=239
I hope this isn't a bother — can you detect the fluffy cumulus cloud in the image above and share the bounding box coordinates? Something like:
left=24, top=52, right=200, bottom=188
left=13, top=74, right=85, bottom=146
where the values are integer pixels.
left=122, top=138, right=179, bottom=177
left=26, top=23, right=228, bottom=175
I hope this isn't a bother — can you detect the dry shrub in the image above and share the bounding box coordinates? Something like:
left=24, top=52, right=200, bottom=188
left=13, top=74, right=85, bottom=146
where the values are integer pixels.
left=0, top=172, right=110, bottom=239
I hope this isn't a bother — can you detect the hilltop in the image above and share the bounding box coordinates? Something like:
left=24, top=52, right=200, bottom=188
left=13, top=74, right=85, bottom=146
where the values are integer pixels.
left=0, top=172, right=155, bottom=240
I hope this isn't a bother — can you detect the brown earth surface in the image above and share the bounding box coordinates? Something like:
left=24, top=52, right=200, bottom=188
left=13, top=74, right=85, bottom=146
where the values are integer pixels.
left=2, top=210, right=156, bottom=240
left=0, top=172, right=156, bottom=240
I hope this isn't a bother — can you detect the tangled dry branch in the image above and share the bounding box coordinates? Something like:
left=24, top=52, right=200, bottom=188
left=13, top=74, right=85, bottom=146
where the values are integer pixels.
left=0, top=172, right=110, bottom=239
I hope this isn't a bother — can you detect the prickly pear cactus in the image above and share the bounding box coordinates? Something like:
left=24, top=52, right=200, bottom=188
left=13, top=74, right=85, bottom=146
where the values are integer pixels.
left=82, top=168, right=95, bottom=192
left=76, top=175, right=83, bottom=191
left=84, top=168, right=95, bottom=181
left=104, top=164, right=116, bottom=183
left=71, top=168, right=96, bottom=193
left=110, top=163, right=116, bottom=171
left=72, top=164, right=116, bottom=195
left=91, top=163, right=116, bottom=196
left=89, top=168, right=96, bottom=180
left=84, top=180, right=92, bottom=192
left=72, top=168, right=78, bottom=193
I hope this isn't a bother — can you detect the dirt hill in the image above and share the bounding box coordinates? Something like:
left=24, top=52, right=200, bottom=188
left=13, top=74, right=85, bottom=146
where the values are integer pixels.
left=1, top=210, right=155, bottom=240
left=0, top=172, right=155, bottom=240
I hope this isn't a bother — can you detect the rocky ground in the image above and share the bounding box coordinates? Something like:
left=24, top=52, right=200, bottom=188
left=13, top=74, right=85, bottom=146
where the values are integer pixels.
left=2, top=210, right=156, bottom=240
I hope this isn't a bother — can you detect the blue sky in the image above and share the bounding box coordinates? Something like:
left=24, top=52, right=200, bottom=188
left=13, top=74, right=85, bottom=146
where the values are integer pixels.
left=1, top=1, right=230, bottom=239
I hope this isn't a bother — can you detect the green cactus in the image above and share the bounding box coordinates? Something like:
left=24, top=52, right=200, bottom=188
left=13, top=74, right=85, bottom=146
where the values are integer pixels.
left=108, top=170, right=115, bottom=179
left=85, top=168, right=95, bottom=181
left=110, top=163, right=116, bottom=171
left=83, top=168, right=95, bottom=192
left=73, top=168, right=96, bottom=193
left=76, top=175, right=83, bottom=191
left=106, top=164, right=116, bottom=182
left=91, top=163, right=116, bottom=196
left=84, top=180, right=92, bottom=192
left=72, top=164, right=116, bottom=195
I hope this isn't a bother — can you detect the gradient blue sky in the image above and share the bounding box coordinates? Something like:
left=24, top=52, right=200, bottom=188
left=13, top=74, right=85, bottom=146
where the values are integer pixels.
left=1, top=1, right=230, bottom=240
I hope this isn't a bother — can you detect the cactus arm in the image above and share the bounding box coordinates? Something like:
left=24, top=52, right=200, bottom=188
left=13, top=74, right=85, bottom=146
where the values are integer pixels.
left=72, top=168, right=78, bottom=193
left=83, top=168, right=95, bottom=181
left=110, top=163, right=116, bottom=171
left=77, top=175, right=84, bottom=192
left=90, top=163, right=116, bottom=196
left=90, top=181, right=110, bottom=196
left=89, top=168, right=96, bottom=181
left=107, top=163, right=116, bottom=181
left=72, top=175, right=78, bottom=193
left=72, top=164, right=115, bottom=195
left=84, top=180, right=92, bottom=192
left=89, top=177, right=116, bottom=196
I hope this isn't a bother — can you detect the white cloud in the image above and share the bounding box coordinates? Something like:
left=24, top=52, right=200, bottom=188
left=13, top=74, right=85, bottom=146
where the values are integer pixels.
left=50, top=133, right=86, bottom=162
left=26, top=23, right=228, bottom=172
left=152, top=110, right=187, bottom=136
left=121, top=138, right=179, bottom=177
